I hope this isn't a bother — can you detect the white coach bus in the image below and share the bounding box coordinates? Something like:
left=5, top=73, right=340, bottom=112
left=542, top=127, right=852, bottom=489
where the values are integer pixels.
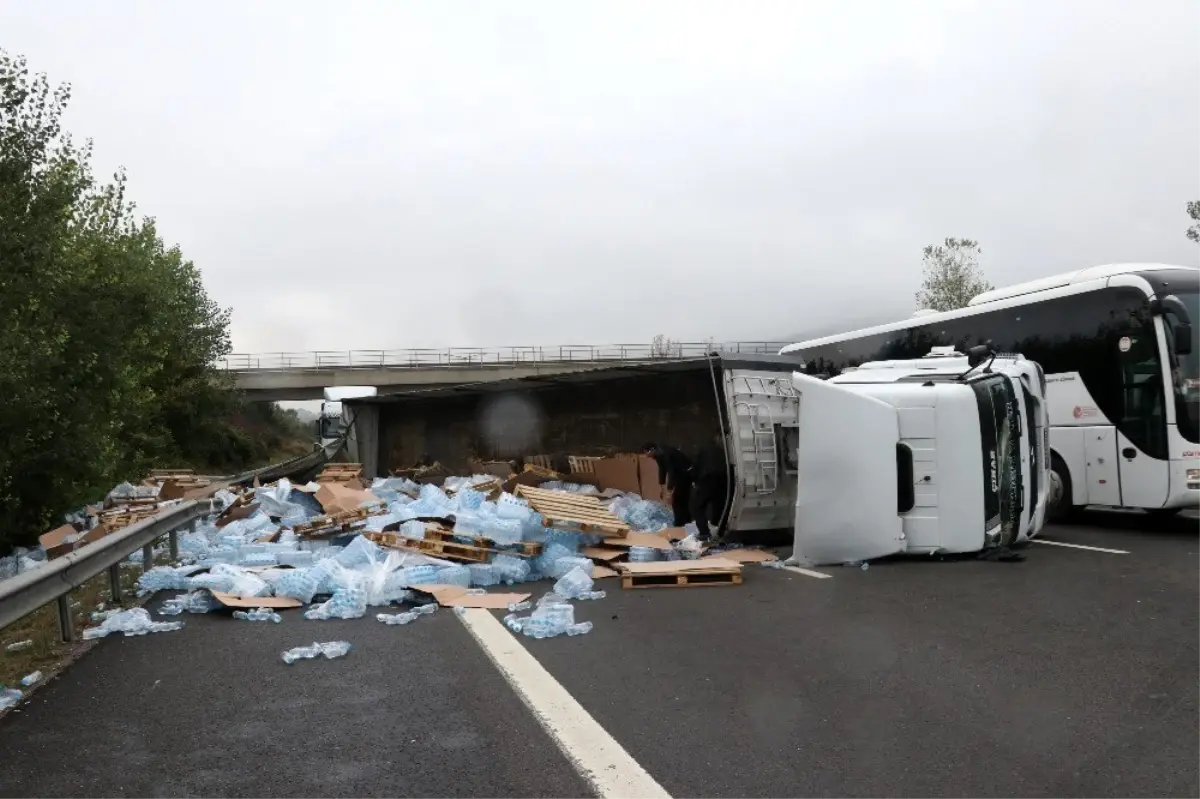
left=781, top=263, right=1199, bottom=520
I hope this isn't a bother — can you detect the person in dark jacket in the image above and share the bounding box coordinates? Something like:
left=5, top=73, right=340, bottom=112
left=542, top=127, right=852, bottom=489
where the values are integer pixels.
left=642, top=442, right=692, bottom=526
left=689, top=435, right=729, bottom=541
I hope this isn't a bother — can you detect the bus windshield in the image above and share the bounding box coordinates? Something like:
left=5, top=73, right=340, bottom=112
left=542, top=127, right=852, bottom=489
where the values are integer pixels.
left=970, top=375, right=1023, bottom=546
left=1164, top=291, right=1199, bottom=443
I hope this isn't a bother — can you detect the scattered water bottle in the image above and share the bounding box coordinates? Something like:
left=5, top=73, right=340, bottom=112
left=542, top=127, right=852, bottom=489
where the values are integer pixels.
left=465, top=588, right=487, bottom=596
left=0, top=687, right=21, bottom=710
left=553, top=566, right=594, bottom=599
left=502, top=613, right=524, bottom=633
left=627, top=546, right=660, bottom=563
left=376, top=612, right=417, bottom=625
left=413, top=603, right=438, bottom=616
left=576, top=590, right=606, bottom=601
left=453, top=607, right=467, bottom=618
left=843, top=561, right=869, bottom=570
left=19, top=671, right=42, bottom=687
left=566, top=622, right=593, bottom=636
left=281, top=641, right=347, bottom=664
left=761, top=560, right=786, bottom=569
left=5, top=640, right=32, bottom=653
left=506, top=600, right=531, bottom=612
left=232, top=608, right=282, bottom=623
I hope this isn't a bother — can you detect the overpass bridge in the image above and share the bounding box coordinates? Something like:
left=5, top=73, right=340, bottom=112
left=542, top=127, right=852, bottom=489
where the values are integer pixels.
left=221, top=341, right=791, bottom=400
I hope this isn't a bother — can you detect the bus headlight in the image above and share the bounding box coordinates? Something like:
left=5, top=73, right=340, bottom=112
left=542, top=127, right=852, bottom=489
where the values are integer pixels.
left=1188, top=468, right=1200, bottom=489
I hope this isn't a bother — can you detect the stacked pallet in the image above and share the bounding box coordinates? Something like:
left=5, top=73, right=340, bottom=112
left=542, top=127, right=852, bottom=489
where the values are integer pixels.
left=317, top=463, right=363, bottom=483
left=515, top=485, right=630, bottom=536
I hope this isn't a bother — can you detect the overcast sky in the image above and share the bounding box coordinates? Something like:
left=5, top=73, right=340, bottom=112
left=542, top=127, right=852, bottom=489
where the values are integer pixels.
left=5, top=0, right=1198, bottom=355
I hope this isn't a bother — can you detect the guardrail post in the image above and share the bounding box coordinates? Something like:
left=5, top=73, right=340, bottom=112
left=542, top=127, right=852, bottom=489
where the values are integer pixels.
left=56, top=595, right=75, bottom=643
left=141, top=543, right=154, bottom=573
left=168, top=529, right=179, bottom=562
left=109, top=564, right=123, bottom=603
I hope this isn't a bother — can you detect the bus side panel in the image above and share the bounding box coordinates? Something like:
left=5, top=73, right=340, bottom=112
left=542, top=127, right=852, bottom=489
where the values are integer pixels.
left=723, top=369, right=800, bottom=532
left=1049, top=426, right=1088, bottom=506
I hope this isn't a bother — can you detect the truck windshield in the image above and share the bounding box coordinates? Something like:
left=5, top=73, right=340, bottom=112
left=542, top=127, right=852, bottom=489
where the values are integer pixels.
left=1163, top=291, right=1199, bottom=443
left=970, top=374, right=1023, bottom=546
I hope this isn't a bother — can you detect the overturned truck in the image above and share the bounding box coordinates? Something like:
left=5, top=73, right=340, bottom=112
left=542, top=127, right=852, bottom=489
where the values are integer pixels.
left=341, top=355, right=804, bottom=539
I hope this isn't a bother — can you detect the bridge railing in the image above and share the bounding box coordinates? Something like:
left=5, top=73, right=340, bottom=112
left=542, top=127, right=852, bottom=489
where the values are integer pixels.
left=219, top=341, right=792, bottom=371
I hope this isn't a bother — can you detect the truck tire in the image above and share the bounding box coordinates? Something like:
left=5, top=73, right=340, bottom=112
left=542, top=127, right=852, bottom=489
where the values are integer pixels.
left=1047, top=453, right=1075, bottom=523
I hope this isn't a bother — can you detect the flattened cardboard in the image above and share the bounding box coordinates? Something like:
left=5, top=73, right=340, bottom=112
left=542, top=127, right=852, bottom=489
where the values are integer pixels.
left=208, top=591, right=303, bottom=609
left=601, top=531, right=675, bottom=551
left=581, top=546, right=627, bottom=561
left=315, top=482, right=378, bottom=514
left=591, top=455, right=641, bottom=494
left=216, top=502, right=260, bottom=528
left=660, top=527, right=689, bottom=541
left=410, top=584, right=531, bottom=609
left=703, top=548, right=778, bottom=564
left=39, top=524, right=78, bottom=551
left=592, top=565, right=619, bottom=579
left=617, top=558, right=742, bottom=575
left=637, top=454, right=664, bottom=501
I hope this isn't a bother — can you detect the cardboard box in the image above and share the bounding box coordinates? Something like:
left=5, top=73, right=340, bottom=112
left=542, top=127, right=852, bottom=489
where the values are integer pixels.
left=601, top=531, right=675, bottom=551
left=208, top=591, right=302, bottom=609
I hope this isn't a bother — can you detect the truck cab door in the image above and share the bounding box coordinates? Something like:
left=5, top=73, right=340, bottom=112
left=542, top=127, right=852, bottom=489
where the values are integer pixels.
left=790, top=373, right=907, bottom=565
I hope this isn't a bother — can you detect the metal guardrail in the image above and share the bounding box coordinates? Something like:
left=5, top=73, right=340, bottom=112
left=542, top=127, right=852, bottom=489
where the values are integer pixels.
left=217, top=341, right=792, bottom=371
left=0, top=500, right=217, bottom=643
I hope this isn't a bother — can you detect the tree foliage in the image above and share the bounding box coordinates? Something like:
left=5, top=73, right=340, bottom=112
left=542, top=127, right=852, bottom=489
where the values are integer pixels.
left=0, top=52, right=286, bottom=550
left=914, top=237, right=993, bottom=312
left=1187, top=201, right=1199, bottom=244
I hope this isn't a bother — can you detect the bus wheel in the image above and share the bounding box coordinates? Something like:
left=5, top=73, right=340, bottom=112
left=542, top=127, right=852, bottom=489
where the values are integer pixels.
left=1047, top=454, right=1074, bottom=523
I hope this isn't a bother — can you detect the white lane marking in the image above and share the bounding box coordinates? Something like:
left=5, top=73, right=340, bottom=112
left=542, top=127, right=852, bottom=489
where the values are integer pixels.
left=782, top=565, right=833, bottom=579
left=457, top=608, right=671, bottom=799
left=1032, top=539, right=1130, bottom=555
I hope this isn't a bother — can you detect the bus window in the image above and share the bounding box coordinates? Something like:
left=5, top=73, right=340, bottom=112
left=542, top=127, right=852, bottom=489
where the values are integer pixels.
left=1163, top=291, right=1199, bottom=443
left=1115, top=327, right=1168, bottom=457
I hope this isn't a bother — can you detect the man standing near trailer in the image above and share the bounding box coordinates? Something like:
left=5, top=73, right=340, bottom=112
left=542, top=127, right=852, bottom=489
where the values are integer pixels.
left=642, top=443, right=692, bottom=526
left=689, top=435, right=730, bottom=541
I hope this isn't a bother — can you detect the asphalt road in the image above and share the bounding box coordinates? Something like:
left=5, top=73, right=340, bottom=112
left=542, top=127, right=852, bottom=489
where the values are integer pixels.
left=0, top=511, right=1195, bottom=798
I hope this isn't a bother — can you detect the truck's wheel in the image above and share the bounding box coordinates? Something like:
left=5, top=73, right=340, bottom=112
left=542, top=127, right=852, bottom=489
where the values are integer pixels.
left=1047, top=454, right=1074, bottom=523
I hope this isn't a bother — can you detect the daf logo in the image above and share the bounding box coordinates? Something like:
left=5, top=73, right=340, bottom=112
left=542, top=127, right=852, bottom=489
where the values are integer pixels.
left=989, top=450, right=999, bottom=493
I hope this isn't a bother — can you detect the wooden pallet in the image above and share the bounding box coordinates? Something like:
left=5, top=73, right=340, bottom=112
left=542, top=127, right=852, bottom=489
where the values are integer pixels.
left=366, top=531, right=491, bottom=563
left=620, top=569, right=742, bottom=589
left=446, top=478, right=502, bottom=497
left=318, top=463, right=364, bottom=483
left=568, top=456, right=602, bottom=474
left=515, top=485, right=630, bottom=535
left=424, top=527, right=543, bottom=557
left=293, top=507, right=376, bottom=537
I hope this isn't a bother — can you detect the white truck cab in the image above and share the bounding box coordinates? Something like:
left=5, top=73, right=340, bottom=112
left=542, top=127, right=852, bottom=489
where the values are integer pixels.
left=318, top=386, right=378, bottom=447
left=790, top=348, right=1050, bottom=566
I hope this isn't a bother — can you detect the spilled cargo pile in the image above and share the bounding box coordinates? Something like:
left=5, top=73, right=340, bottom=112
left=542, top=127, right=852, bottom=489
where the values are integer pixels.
left=2, top=456, right=781, bottom=690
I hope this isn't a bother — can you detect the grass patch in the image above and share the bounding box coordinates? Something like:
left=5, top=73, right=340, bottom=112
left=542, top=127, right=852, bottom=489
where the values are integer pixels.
left=0, top=554, right=168, bottom=691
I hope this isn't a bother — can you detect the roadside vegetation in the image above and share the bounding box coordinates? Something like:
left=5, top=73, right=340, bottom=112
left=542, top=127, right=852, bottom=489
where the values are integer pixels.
left=0, top=51, right=309, bottom=554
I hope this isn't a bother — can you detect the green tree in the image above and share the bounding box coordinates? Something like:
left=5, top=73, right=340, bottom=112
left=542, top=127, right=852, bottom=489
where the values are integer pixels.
left=1187, top=201, right=1199, bottom=244
left=0, top=52, right=235, bottom=549
left=914, top=237, right=993, bottom=312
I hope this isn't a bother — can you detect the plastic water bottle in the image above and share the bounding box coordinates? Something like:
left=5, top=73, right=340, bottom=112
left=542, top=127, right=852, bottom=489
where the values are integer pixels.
left=376, top=612, right=417, bottom=625
left=566, top=622, right=593, bottom=636
left=4, top=640, right=32, bottom=653
left=0, top=688, right=21, bottom=710
left=233, top=608, right=282, bottom=623
left=19, top=671, right=42, bottom=687
left=506, top=600, right=531, bottom=612
left=576, top=590, right=606, bottom=601
left=281, top=641, right=350, bottom=663
left=413, top=603, right=438, bottom=616
left=553, top=566, right=595, bottom=599
left=502, top=613, right=524, bottom=633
